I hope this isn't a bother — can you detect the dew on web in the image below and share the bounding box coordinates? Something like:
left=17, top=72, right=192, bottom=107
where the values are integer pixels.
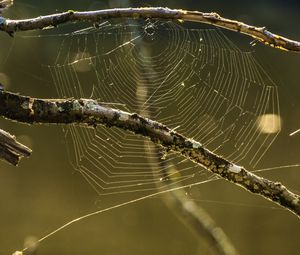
left=44, top=20, right=281, bottom=197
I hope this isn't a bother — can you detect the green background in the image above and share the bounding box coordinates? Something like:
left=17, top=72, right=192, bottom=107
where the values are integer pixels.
left=0, top=1, right=299, bottom=255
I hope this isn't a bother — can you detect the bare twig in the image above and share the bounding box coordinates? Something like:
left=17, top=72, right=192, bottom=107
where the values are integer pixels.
left=0, top=90, right=299, bottom=217
left=162, top=164, right=238, bottom=255
left=142, top=86, right=238, bottom=253
left=135, top=33, right=237, bottom=255
left=0, top=128, right=31, bottom=165
left=0, top=7, right=299, bottom=51
left=166, top=186, right=238, bottom=255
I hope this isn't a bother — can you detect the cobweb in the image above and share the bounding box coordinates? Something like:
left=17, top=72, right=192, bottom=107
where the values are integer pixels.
left=43, top=19, right=280, bottom=197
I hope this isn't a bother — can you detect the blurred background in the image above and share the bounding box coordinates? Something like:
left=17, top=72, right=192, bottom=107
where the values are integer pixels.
left=0, top=1, right=300, bottom=255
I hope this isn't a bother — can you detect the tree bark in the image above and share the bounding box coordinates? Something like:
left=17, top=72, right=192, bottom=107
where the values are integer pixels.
left=0, top=90, right=299, bottom=218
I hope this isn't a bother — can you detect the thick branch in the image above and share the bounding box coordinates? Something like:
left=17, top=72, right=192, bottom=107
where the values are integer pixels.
left=0, top=90, right=299, bottom=218
left=0, top=7, right=299, bottom=51
left=0, top=128, right=31, bottom=165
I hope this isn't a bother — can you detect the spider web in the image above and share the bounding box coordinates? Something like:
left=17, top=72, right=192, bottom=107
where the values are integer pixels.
left=45, top=19, right=280, bottom=196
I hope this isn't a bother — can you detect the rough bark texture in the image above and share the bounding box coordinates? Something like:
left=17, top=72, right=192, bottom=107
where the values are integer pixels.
left=0, top=90, right=299, bottom=218
left=0, top=7, right=299, bottom=51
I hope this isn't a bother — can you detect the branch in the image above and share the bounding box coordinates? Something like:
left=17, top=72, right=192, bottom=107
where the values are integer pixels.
left=0, top=128, right=31, bottom=165
left=148, top=138, right=237, bottom=254
left=165, top=186, right=238, bottom=255
left=136, top=32, right=237, bottom=254
left=0, top=7, right=299, bottom=51
left=0, top=90, right=299, bottom=218
left=162, top=164, right=238, bottom=255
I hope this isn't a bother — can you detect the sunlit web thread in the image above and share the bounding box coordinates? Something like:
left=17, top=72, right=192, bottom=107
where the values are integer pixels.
left=47, top=20, right=280, bottom=196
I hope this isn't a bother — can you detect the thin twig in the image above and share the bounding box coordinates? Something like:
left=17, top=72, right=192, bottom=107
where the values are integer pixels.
left=0, top=128, right=31, bottom=165
left=162, top=165, right=238, bottom=255
left=139, top=77, right=238, bottom=254
left=0, top=7, right=299, bottom=51
left=167, top=187, right=238, bottom=255
left=0, top=90, right=299, bottom=218
left=135, top=33, right=238, bottom=255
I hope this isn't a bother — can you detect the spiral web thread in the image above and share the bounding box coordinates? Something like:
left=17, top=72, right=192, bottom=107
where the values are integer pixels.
left=47, top=20, right=279, bottom=196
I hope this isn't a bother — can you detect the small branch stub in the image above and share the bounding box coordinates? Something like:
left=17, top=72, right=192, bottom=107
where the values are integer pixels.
left=0, top=0, right=13, bottom=14
left=0, top=128, right=31, bottom=165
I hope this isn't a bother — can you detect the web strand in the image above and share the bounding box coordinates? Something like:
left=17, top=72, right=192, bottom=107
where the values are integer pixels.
left=8, top=17, right=300, bottom=255
left=45, top=20, right=280, bottom=196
